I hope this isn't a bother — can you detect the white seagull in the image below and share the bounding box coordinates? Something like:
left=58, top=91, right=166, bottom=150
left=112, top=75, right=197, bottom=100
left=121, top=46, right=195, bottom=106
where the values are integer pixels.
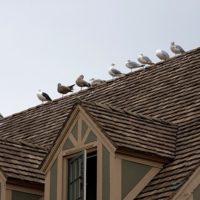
left=76, top=75, right=91, bottom=90
left=57, top=83, right=75, bottom=97
left=170, top=42, right=185, bottom=55
left=37, top=90, right=52, bottom=103
left=137, top=53, right=154, bottom=65
left=90, top=78, right=106, bottom=87
left=156, top=49, right=170, bottom=61
left=125, top=60, right=144, bottom=72
left=108, top=63, right=124, bottom=78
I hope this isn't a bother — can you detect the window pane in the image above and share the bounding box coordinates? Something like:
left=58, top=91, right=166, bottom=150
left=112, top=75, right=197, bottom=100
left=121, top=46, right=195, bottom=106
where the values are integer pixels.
left=68, top=152, right=85, bottom=200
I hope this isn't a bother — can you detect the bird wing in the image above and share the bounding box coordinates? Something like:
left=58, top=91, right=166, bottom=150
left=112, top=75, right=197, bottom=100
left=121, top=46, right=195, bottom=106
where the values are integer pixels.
left=111, top=68, right=122, bottom=75
left=82, top=80, right=91, bottom=87
left=177, top=45, right=185, bottom=53
left=42, top=92, right=52, bottom=101
left=69, top=84, right=75, bottom=90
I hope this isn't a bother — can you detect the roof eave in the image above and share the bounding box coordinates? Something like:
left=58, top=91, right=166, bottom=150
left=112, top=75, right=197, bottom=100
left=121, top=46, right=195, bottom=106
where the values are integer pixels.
left=7, top=177, right=44, bottom=191
left=116, top=146, right=174, bottom=164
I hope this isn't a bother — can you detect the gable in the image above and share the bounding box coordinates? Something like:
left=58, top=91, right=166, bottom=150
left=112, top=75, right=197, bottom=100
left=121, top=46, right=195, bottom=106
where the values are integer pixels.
left=42, top=105, right=115, bottom=173
left=62, top=119, right=97, bottom=151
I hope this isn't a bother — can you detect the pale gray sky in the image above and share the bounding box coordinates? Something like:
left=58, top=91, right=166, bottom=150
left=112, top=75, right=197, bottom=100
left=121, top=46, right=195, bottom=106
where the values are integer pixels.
left=0, top=0, right=199, bottom=116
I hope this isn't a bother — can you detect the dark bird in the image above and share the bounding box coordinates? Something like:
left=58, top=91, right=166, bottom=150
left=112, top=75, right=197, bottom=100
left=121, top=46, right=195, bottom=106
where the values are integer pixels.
left=57, top=83, right=75, bottom=97
left=0, top=113, right=3, bottom=119
left=37, top=90, right=52, bottom=103
left=76, top=75, right=91, bottom=90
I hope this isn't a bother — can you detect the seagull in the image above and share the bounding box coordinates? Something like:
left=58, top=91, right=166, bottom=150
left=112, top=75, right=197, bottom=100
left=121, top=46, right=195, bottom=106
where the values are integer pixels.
left=137, top=53, right=154, bottom=65
left=90, top=78, right=106, bottom=87
left=156, top=49, right=170, bottom=61
left=108, top=63, right=124, bottom=78
left=76, top=75, right=91, bottom=90
left=57, top=83, right=75, bottom=97
left=170, top=42, right=185, bottom=55
left=0, top=113, right=3, bottom=119
left=125, top=60, right=144, bottom=72
left=37, top=90, right=52, bottom=103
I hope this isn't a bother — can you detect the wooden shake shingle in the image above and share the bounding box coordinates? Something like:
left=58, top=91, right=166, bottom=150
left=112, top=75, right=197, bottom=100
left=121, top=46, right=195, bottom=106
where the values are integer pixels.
left=1, top=47, right=200, bottom=198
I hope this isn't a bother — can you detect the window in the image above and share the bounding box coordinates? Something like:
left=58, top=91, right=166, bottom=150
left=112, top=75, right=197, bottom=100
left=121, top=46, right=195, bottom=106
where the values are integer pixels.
left=68, top=151, right=97, bottom=200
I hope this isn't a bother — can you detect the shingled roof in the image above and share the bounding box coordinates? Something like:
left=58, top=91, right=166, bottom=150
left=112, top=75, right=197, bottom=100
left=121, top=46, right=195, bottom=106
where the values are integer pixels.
left=1, top=47, right=200, bottom=198
left=80, top=101, right=177, bottom=160
left=0, top=138, right=47, bottom=186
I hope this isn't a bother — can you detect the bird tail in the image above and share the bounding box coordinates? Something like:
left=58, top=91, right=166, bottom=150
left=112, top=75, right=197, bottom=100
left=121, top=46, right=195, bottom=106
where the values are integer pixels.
left=69, top=84, right=75, bottom=90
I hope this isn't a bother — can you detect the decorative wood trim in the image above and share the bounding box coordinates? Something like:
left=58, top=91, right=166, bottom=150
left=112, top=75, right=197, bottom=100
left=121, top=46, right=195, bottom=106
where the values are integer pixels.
left=43, top=105, right=116, bottom=173
left=6, top=189, right=12, bottom=200
left=0, top=171, right=6, bottom=200
left=44, top=171, right=50, bottom=200
left=1, top=182, right=6, bottom=200
left=63, top=157, right=68, bottom=200
left=0, top=170, right=6, bottom=183
left=69, top=134, right=78, bottom=146
left=57, top=152, right=63, bottom=200
left=97, top=142, right=102, bottom=200
left=172, top=165, right=200, bottom=200
left=62, top=142, right=97, bottom=157
left=77, top=117, right=82, bottom=144
left=6, top=184, right=44, bottom=196
left=42, top=107, right=80, bottom=172
left=110, top=154, right=121, bottom=200
left=79, top=106, right=116, bottom=153
left=116, top=153, right=163, bottom=168
left=124, top=167, right=160, bottom=200
left=81, top=127, right=91, bottom=145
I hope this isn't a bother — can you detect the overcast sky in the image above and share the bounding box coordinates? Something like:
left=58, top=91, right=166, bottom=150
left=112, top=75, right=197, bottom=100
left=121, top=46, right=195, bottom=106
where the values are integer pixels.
left=0, top=0, right=199, bottom=117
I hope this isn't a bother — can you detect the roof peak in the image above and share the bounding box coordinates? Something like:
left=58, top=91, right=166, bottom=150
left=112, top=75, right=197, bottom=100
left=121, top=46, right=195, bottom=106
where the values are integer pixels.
left=79, top=100, right=177, bottom=127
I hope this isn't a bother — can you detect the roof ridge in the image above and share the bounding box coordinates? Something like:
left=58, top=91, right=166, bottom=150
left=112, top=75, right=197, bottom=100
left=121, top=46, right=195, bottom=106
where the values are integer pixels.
left=2, top=46, right=200, bottom=120
left=0, top=137, right=48, bottom=151
left=80, top=100, right=177, bottom=127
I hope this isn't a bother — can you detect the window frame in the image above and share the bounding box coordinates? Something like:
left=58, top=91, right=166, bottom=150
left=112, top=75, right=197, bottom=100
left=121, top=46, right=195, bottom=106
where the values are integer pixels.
left=66, top=148, right=97, bottom=200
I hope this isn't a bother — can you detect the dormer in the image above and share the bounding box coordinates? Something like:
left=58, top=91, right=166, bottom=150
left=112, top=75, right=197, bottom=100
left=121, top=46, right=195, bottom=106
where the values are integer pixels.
left=42, top=101, right=177, bottom=200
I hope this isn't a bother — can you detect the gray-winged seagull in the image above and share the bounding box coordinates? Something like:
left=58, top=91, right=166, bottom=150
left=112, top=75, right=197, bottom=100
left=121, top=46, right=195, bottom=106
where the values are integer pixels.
left=125, top=60, right=144, bottom=72
left=137, top=53, right=154, bottom=65
left=90, top=78, right=106, bottom=87
left=156, top=49, right=170, bottom=61
left=108, top=63, right=124, bottom=78
left=170, top=42, right=185, bottom=55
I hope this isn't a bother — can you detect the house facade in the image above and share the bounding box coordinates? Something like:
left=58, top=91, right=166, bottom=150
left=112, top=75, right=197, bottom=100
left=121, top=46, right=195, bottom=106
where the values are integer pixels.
left=1, top=48, right=200, bottom=199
